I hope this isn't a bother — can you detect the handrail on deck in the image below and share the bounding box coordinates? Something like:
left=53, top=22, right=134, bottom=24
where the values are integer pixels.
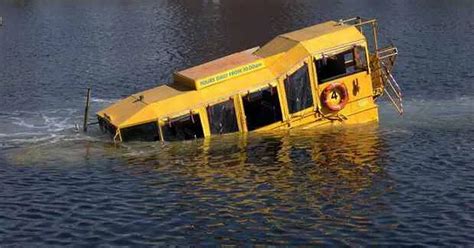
left=337, top=16, right=376, bottom=26
left=338, top=16, right=379, bottom=54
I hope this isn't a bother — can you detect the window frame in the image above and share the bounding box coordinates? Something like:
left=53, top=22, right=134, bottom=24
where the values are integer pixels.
left=314, top=45, right=369, bottom=84
left=241, top=85, right=284, bottom=131
left=160, top=111, right=205, bottom=141
left=119, top=121, right=161, bottom=142
left=283, top=62, right=315, bottom=115
left=206, top=98, right=240, bottom=135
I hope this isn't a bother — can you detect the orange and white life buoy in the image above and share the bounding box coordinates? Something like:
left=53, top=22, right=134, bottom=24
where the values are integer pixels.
left=321, top=82, right=349, bottom=111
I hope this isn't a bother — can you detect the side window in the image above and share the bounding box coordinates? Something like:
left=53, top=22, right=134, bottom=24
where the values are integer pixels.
left=315, top=46, right=367, bottom=84
left=243, top=86, right=282, bottom=131
left=354, top=46, right=368, bottom=71
left=121, top=122, right=160, bottom=142
left=99, top=117, right=117, bottom=138
left=207, top=99, right=239, bottom=135
left=284, top=63, right=314, bottom=114
left=162, top=113, right=204, bottom=141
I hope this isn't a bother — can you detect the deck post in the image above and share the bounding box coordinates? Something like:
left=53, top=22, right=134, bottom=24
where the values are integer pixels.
left=83, top=88, right=91, bottom=132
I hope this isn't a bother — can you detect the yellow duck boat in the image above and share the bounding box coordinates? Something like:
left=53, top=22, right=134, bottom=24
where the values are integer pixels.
left=97, top=17, right=403, bottom=142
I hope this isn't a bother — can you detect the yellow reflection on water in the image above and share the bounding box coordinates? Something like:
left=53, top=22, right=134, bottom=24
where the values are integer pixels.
left=172, top=124, right=386, bottom=190
left=7, top=123, right=386, bottom=193
left=4, top=123, right=391, bottom=238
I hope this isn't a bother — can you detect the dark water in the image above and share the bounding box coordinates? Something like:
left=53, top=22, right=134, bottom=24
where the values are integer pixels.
left=1, top=0, right=473, bottom=246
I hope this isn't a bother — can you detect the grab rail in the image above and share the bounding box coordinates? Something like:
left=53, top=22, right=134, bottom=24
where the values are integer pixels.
left=381, top=61, right=403, bottom=115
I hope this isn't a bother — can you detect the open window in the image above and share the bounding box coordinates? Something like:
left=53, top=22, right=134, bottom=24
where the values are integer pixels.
left=207, top=99, right=239, bottom=135
left=162, top=113, right=204, bottom=141
left=243, top=86, right=282, bottom=131
left=98, top=117, right=117, bottom=138
left=315, top=46, right=368, bottom=84
left=284, top=63, right=314, bottom=114
left=121, top=122, right=160, bottom=142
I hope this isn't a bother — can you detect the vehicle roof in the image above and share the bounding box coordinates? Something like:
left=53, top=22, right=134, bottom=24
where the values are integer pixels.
left=176, top=47, right=260, bottom=82
left=97, top=20, right=366, bottom=128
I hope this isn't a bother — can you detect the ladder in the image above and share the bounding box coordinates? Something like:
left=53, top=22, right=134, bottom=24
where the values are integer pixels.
left=377, top=46, right=403, bottom=115
left=381, top=61, right=403, bottom=115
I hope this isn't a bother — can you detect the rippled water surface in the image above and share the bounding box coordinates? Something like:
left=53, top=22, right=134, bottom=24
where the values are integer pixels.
left=0, top=0, right=473, bottom=246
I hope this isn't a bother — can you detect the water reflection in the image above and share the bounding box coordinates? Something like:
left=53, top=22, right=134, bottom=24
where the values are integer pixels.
left=121, top=123, right=389, bottom=205
left=24, top=123, right=377, bottom=183
left=5, top=121, right=388, bottom=198
left=110, top=124, right=391, bottom=244
left=216, top=127, right=379, bottom=187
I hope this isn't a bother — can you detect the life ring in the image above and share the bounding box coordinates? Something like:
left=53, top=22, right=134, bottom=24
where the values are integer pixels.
left=321, top=82, right=349, bottom=111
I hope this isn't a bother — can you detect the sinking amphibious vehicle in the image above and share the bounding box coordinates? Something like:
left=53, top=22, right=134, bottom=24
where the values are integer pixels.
left=97, top=17, right=402, bottom=142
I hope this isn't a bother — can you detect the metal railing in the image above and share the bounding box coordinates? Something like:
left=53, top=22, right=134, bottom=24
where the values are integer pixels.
left=338, top=16, right=379, bottom=53
left=381, top=60, right=403, bottom=115
left=339, top=17, right=403, bottom=115
left=375, top=45, right=403, bottom=115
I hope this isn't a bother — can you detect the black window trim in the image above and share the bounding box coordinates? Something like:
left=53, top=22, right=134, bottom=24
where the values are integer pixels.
left=206, top=98, right=240, bottom=135
left=284, top=61, right=315, bottom=116
left=160, top=111, right=205, bottom=141
left=119, top=120, right=161, bottom=142
left=242, top=84, right=284, bottom=131
left=316, top=67, right=366, bottom=84
left=314, top=45, right=369, bottom=84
